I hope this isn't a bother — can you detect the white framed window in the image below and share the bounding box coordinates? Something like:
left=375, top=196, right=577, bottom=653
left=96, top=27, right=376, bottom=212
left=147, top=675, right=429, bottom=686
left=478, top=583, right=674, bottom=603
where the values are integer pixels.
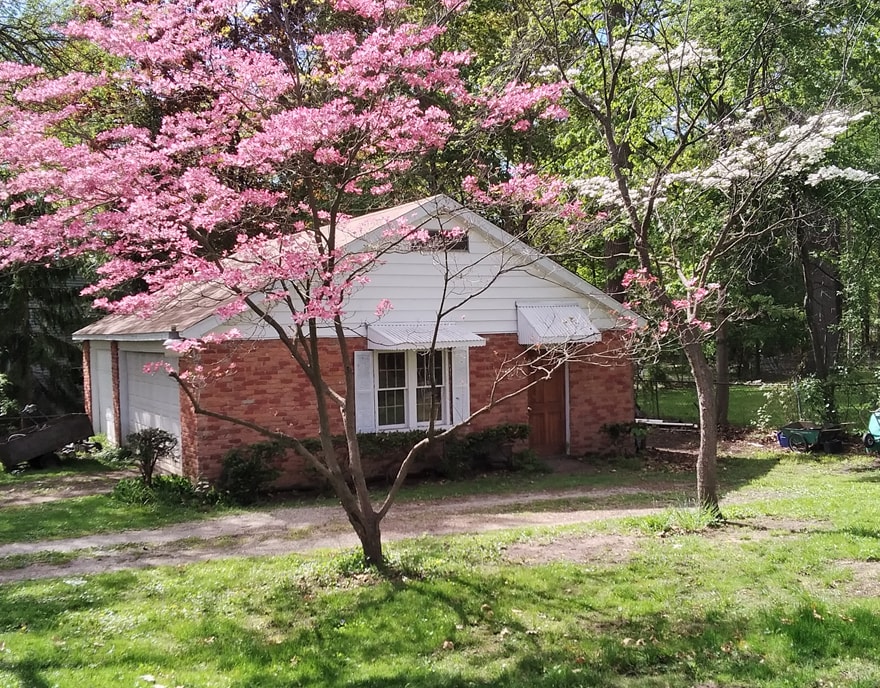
left=376, top=350, right=449, bottom=429
left=355, top=347, right=470, bottom=434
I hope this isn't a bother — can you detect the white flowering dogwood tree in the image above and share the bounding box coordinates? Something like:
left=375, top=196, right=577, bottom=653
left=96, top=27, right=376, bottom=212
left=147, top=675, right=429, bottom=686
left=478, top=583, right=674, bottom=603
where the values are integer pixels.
left=514, top=0, right=874, bottom=513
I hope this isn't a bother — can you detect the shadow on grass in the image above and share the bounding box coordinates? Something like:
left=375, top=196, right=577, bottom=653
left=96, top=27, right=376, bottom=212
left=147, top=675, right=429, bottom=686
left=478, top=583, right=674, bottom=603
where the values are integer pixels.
left=219, top=573, right=880, bottom=688
left=718, top=457, right=778, bottom=496
left=0, top=458, right=114, bottom=485
left=4, top=557, right=880, bottom=688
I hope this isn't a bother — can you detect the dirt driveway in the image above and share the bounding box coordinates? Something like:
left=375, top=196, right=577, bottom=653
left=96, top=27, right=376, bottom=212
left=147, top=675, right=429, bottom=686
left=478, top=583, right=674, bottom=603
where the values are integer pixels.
left=3, top=429, right=756, bottom=584
left=0, top=476, right=668, bottom=584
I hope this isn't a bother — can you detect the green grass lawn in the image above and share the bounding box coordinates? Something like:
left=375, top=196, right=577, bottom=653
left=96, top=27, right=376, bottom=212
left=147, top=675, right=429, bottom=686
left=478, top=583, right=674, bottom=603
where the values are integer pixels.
left=0, top=495, right=236, bottom=547
left=0, top=458, right=114, bottom=485
left=638, top=382, right=877, bottom=429
left=0, top=462, right=696, bottom=547
left=2, top=452, right=880, bottom=687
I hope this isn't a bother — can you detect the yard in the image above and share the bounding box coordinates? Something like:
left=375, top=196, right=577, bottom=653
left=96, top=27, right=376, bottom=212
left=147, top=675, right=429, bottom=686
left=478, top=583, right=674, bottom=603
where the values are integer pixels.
left=1, top=435, right=880, bottom=687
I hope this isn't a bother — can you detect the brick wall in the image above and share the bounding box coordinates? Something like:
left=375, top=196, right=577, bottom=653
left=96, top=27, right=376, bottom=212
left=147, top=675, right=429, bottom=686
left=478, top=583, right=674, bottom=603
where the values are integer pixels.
left=180, top=338, right=366, bottom=486
left=179, top=331, right=635, bottom=486
left=179, top=384, right=199, bottom=480
left=568, top=331, right=635, bottom=455
left=467, top=334, right=530, bottom=431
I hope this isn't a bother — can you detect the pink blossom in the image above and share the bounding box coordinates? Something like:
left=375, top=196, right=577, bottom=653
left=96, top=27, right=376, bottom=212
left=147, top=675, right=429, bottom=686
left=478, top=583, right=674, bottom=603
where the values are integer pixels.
left=0, top=0, right=579, bottom=368
left=143, top=360, right=174, bottom=375
left=375, top=298, right=393, bottom=317
left=621, top=268, right=656, bottom=288
left=370, top=182, right=393, bottom=196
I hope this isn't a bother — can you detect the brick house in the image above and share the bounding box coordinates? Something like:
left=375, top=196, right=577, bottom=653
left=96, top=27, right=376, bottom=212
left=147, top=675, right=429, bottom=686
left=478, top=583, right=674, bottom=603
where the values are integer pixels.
left=74, top=195, right=638, bottom=486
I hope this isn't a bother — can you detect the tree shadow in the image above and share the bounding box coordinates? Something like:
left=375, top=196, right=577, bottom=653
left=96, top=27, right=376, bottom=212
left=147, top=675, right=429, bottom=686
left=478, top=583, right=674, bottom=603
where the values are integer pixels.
left=4, top=555, right=880, bottom=688
left=717, top=457, right=778, bottom=496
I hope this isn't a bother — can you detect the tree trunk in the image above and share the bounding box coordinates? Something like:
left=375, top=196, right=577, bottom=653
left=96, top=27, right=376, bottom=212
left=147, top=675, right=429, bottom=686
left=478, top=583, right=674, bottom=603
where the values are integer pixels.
left=348, top=509, right=384, bottom=568
left=801, top=252, right=842, bottom=380
left=715, top=313, right=730, bottom=427
left=682, top=341, right=721, bottom=516
left=604, top=236, right=630, bottom=303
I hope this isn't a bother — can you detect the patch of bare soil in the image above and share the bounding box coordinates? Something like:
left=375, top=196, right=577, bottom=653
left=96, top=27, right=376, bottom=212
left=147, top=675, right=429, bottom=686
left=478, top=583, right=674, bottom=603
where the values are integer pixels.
left=838, top=560, right=880, bottom=597
left=0, top=469, right=135, bottom=507
left=644, top=426, right=777, bottom=461
left=504, top=533, right=640, bottom=566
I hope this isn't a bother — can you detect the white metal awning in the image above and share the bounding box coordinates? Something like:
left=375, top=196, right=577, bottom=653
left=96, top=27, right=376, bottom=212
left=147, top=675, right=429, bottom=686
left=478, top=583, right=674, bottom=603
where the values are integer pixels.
left=366, top=323, right=486, bottom=350
left=516, top=304, right=602, bottom=345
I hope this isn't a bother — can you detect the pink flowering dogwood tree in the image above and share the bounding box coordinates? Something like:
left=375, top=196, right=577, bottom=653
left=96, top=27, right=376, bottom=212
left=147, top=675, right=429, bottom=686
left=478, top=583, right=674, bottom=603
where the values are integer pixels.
left=0, top=0, right=578, bottom=566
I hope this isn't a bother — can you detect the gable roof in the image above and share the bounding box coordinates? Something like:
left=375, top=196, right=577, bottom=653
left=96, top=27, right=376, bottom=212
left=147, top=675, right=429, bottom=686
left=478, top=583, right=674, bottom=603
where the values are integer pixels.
left=74, top=195, right=638, bottom=341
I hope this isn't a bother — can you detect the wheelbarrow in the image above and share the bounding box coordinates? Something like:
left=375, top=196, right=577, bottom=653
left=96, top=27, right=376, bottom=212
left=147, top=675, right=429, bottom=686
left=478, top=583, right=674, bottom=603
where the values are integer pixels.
left=862, top=410, right=880, bottom=451
left=778, top=421, right=843, bottom=453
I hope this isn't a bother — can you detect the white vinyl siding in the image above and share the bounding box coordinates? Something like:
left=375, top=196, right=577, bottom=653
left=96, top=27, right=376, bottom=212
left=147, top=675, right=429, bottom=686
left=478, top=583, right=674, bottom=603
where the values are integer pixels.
left=218, top=212, right=619, bottom=341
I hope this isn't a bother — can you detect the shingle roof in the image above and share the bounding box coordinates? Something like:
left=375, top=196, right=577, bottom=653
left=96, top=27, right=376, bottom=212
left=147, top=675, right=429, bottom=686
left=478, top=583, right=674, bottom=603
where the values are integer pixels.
left=73, top=281, right=236, bottom=339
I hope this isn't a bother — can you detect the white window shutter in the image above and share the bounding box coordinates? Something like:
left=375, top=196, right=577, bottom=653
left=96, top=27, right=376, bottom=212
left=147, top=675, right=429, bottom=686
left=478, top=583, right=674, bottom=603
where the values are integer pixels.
left=353, top=350, right=376, bottom=433
left=450, top=347, right=470, bottom=424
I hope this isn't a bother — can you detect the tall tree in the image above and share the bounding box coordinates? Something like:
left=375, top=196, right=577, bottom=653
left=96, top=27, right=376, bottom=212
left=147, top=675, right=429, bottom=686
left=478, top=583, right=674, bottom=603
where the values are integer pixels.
left=0, top=0, right=583, bottom=566
left=510, top=0, right=872, bottom=512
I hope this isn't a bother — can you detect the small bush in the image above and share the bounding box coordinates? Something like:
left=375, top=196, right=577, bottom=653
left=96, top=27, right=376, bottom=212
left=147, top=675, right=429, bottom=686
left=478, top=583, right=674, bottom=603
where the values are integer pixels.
left=127, top=428, right=177, bottom=486
left=111, top=477, right=154, bottom=505
left=218, top=441, right=284, bottom=505
left=152, top=474, right=202, bottom=505
left=112, top=474, right=216, bottom=506
left=510, top=449, right=550, bottom=474
left=90, top=436, right=132, bottom=467
left=441, top=424, right=530, bottom=479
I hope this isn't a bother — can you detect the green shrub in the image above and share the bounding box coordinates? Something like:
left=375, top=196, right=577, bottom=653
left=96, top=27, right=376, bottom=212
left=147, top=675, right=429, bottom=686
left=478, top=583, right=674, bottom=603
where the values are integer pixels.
left=441, top=424, right=530, bottom=479
left=756, top=376, right=830, bottom=429
left=510, top=449, right=550, bottom=474
left=0, top=373, right=17, bottom=417
left=126, top=428, right=177, bottom=486
left=218, top=441, right=284, bottom=505
left=152, top=474, right=200, bottom=505
left=111, top=477, right=154, bottom=505
left=112, top=474, right=216, bottom=506
left=89, top=435, right=132, bottom=467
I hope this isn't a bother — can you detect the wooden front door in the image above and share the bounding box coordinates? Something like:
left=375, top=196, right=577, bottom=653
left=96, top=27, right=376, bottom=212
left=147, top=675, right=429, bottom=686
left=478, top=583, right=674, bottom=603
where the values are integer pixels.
left=528, top=367, right=566, bottom=456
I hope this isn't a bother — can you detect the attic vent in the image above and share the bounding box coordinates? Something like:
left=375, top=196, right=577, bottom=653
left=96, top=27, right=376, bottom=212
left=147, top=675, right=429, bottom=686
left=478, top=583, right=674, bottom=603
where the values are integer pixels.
left=412, top=229, right=469, bottom=252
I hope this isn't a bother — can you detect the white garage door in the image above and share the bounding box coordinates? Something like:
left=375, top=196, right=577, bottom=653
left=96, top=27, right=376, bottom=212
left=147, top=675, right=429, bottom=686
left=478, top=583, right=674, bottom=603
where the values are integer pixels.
left=123, top=352, right=182, bottom=464
left=91, top=346, right=116, bottom=443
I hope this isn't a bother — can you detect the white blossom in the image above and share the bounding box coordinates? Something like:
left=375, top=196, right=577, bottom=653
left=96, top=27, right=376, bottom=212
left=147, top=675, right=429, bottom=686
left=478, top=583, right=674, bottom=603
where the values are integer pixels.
left=669, top=110, right=870, bottom=193
left=805, top=165, right=879, bottom=186
left=620, top=40, right=717, bottom=72
left=571, top=176, right=623, bottom=207
left=663, top=41, right=718, bottom=70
